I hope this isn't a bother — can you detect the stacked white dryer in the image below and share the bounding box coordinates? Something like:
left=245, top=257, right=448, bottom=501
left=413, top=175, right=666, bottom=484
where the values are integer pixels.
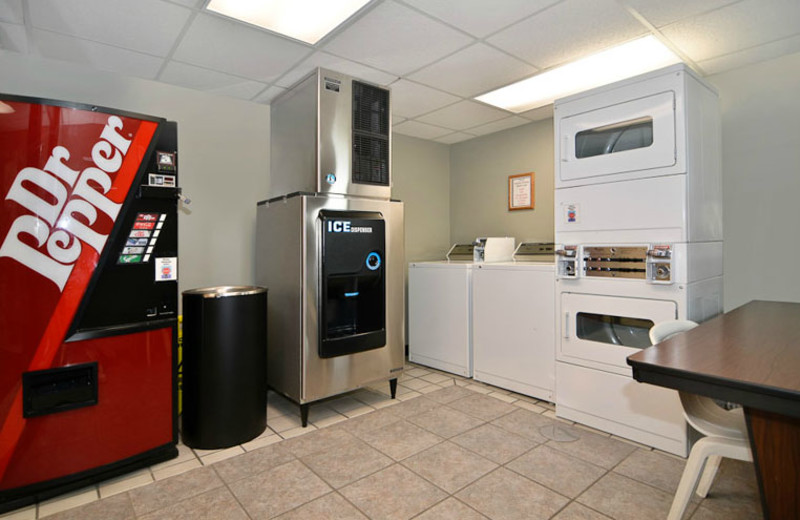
left=553, top=64, right=722, bottom=456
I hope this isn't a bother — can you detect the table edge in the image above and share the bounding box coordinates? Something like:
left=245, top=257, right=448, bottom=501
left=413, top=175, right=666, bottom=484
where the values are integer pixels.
left=627, top=358, right=800, bottom=419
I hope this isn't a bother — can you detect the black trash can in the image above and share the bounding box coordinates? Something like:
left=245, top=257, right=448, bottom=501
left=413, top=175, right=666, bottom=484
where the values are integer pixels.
left=181, top=286, right=267, bottom=449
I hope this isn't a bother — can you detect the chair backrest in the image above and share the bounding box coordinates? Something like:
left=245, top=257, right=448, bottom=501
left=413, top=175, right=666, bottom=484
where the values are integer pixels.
left=648, top=320, right=747, bottom=440
left=648, top=320, right=699, bottom=344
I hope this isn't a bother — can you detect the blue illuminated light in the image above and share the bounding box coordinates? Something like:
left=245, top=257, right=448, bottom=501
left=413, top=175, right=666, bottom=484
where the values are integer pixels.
left=344, top=292, right=359, bottom=297
left=366, top=252, right=381, bottom=270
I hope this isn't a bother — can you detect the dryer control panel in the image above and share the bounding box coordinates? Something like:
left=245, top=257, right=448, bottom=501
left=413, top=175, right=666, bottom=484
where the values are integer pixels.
left=556, top=244, right=673, bottom=284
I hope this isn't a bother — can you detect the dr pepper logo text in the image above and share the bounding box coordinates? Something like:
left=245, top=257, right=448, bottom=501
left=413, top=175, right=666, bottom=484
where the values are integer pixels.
left=0, top=116, right=132, bottom=291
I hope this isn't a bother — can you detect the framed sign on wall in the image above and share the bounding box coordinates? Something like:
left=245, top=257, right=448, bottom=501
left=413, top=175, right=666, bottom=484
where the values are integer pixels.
left=509, top=172, right=534, bottom=211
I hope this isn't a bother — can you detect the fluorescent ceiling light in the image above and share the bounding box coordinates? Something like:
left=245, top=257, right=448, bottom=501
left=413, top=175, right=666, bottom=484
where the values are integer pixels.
left=476, top=36, right=681, bottom=113
left=206, top=0, right=371, bottom=45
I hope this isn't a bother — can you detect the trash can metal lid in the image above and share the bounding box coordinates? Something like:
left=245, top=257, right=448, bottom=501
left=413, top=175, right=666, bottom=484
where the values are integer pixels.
left=183, top=286, right=267, bottom=298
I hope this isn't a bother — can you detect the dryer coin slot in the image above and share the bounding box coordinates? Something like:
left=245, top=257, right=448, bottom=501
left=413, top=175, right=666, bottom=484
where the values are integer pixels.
left=646, top=245, right=674, bottom=284
left=583, top=246, right=648, bottom=279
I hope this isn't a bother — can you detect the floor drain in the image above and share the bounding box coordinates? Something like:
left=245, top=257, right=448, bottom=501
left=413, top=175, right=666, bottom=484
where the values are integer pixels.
left=539, top=424, right=580, bottom=443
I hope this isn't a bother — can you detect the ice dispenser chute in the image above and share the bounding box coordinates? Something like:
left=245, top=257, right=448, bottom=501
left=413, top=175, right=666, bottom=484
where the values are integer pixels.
left=319, top=210, right=386, bottom=358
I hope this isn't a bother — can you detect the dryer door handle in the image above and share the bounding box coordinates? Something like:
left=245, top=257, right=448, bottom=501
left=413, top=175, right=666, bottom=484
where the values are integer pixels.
left=561, top=135, right=569, bottom=162
left=563, top=312, right=570, bottom=339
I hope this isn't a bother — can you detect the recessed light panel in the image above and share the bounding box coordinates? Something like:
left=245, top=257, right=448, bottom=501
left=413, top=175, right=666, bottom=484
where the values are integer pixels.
left=476, top=36, right=682, bottom=113
left=206, top=0, right=372, bottom=45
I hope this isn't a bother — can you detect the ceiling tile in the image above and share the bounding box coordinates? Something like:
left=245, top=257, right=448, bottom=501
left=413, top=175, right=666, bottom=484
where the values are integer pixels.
left=1, top=21, right=27, bottom=53
left=275, top=51, right=397, bottom=89
left=32, top=29, right=164, bottom=79
left=0, top=0, right=23, bottom=24
left=173, top=13, right=311, bottom=82
left=435, top=132, right=476, bottom=144
left=3, top=0, right=794, bottom=145
left=160, top=60, right=267, bottom=98
left=389, top=79, right=460, bottom=119
left=253, top=85, right=287, bottom=104
left=466, top=115, right=530, bottom=136
left=166, top=0, right=205, bottom=8
left=416, top=100, right=509, bottom=131
left=660, top=0, right=800, bottom=63
left=392, top=119, right=452, bottom=139
left=402, top=0, right=561, bottom=38
left=408, top=43, right=537, bottom=97
left=620, top=0, right=741, bottom=28
left=322, top=0, right=473, bottom=76
left=208, top=80, right=268, bottom=100
left=519, top=104, right=555, bottom=121
left=700, top=34, right=800, bottom=75
left=488, top=0, right=646, bottom=69
left=28, top=0, right=191, bottom=57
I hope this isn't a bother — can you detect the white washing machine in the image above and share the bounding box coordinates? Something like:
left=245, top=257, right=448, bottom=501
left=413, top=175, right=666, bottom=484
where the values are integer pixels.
left=408, top=261, right=475, bottom=377
left=408, top=238, right=515, bottom=378
left=472, top=244, right=556, bottom=401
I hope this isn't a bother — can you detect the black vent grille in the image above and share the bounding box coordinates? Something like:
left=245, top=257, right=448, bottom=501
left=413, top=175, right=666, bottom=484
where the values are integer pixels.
left=353, top=135, right=389, bottom=185
left=352, top=81, right=389, bottom=186
left=353, top=81, right=389, bottom=135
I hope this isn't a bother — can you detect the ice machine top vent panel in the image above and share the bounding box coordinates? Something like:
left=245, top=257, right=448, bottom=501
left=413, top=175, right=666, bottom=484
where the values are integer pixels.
left=352, top=81, right=389, bottom=187
left=353, top=81, right=389, bottom=135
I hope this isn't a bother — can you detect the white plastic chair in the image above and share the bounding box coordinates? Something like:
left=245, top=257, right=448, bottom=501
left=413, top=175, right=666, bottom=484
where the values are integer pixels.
left=648, top=320, right=753, bottom=520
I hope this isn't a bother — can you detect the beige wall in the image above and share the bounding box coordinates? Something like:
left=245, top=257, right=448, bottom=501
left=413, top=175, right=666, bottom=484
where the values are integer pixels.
left=449, top=118, right=555, bottom=246
left=707, top=51, right=800, bottom=310
left=392, top=134, right=451, bottom=262
left=0, top=50, right=271, bottom=294
left=391, top=134, right=451, bottom=339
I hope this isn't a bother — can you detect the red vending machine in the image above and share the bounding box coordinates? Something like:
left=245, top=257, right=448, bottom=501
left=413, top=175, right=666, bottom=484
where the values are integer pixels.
left=0, top=95, right=179, bottom=513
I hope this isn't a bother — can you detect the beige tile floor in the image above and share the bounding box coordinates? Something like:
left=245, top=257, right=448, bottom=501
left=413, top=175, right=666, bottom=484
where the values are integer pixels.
left=0, top=363, right=763, bottom=520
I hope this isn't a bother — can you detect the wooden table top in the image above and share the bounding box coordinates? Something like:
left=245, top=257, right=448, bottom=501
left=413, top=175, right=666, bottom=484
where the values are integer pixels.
left=627, top=300, right=800, bottom=418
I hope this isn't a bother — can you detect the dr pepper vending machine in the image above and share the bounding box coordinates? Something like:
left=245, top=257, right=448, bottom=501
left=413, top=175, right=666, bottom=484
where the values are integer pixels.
left=0, top=95, right=179, bottom=513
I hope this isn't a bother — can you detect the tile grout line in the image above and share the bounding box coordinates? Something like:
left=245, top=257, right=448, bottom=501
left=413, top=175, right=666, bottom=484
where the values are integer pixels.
left=392, top=389, right=665, bottom=519
left=349, top=393, right=559, bottom=516
left=210, top=463, right=256, bottom=520
left=1, top=370, right=538, bottom=519
left=7, top=363, right=755, bottom=519
left=285, top=396, right=469, bottom=515
left=289, top=447, right=388, bottom=518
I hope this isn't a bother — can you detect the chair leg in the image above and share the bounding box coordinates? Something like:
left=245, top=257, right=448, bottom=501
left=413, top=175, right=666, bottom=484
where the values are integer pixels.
left=668, top=438, right=715, bottom=520
left=696, top=455, right=722, bottom=498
